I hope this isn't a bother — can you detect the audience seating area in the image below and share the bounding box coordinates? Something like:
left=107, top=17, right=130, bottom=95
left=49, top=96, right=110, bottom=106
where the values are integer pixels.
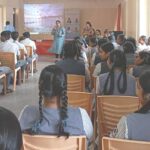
left=102, top=137, right=150, bottom=150
left=0, top=73, right=6, bottom=94
left=23, top=134, right=87, bottom=150
left=1, top=26, right=150, bottom=150
left=0, top=52, right=21, bottom=91
left=67, top=91, right=93, bottom=117
left=67, top=74, right=85, bottom=92
left=96, top=96, right=140, bottom=149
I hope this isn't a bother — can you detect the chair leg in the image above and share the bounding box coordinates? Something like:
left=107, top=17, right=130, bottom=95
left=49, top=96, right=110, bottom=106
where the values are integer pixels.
left=26, top=64, right=29, bottom=79
left=13, top=71, right=17, bottom=91
left=18, top=70, right=21, bottom=85
left=31, top=61, right=33, bottom=76
left=1, top=75, right=6, bottom=95
left=22, top=69, right=25, bottom=83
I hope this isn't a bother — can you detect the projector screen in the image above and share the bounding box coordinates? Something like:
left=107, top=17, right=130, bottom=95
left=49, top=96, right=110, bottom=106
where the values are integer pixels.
left=24, top=4, right=64, bottom=34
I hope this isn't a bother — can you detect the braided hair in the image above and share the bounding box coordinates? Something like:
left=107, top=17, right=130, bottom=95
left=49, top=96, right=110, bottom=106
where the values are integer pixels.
left=32, top=65, right=69, bottom=136
left=103, top=50, right=127, bottom=95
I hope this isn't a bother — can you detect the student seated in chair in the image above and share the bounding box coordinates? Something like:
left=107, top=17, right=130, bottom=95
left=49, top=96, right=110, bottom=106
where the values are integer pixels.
left=56, top=41, right=90, bottom=89
left=20, top=32, right=38, bottom=72
left=0, top=106, right=22, bottom=150
left=0, top=65, right=13, bottom=94
left=96, top=50, right=136, bottom=96
left=111, top=71, right=150, bottom=141
left=0, top=31, right=27, bottom=71
left=19, top=65, right=93, bottom=140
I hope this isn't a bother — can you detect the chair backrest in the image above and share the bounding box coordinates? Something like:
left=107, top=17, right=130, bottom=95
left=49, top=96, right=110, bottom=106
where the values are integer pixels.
left=67, top=74, right=85, bottom=92
left=19, top=49, right=25, bottom=60
left=0, top=52, right=16, bottom=70
left=23, top=134, right=86, bottom=150
left=67, top=91, right=93, bottom=117
left=25, top=46, right=33, bottom=57
left=102, top=137, right=150, bottom=150
left=97, top=96, right=140, bottom=138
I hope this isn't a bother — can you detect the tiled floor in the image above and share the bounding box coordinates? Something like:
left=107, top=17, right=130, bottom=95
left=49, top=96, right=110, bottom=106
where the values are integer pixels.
left=0, top=55, right=55, bottom=117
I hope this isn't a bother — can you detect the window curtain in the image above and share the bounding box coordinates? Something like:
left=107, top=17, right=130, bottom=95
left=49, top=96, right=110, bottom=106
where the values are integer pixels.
left=114, top=3, right=122, bottom=31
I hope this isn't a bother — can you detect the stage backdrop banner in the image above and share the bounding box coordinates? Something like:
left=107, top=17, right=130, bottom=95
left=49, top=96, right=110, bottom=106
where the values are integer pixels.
left=24, top=4, right=64, bottom=34
left=65, top=9, right=80, bottom=40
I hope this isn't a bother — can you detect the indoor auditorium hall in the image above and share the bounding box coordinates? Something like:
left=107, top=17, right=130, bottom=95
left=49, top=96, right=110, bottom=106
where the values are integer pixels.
left=0, top=0, right=150, bottom=150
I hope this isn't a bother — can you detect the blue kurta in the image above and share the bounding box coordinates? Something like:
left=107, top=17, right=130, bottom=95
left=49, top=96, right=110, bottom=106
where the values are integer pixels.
left=49, top=27, right=65, bottom=54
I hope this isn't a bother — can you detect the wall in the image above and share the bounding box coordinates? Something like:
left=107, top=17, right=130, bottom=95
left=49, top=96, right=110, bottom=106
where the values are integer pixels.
left=1, top=0, right=119, bottom=40
left=0, top=0, right=20, bottom=31
left=18, top=0, right=118, bottom=40
left=121, top=0, right=139, bottom=39
left=80, top=8, right=116, bottom=32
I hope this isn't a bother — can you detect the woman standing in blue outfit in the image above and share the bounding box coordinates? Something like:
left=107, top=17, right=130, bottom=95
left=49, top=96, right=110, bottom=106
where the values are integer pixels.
left=49, top=20, right=65, bottom=58
left=19, top=65, right=93, bottom=140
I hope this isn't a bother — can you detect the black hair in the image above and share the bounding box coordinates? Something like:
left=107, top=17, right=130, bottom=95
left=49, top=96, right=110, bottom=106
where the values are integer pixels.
left=139, top=35, right=146, bottom=42
left=32, top=65, right=69, bottom=137
left=96, top=29, right=101, bottom=34
left=74, top=36, right=88, bottom=48
left=6, top=21, right=10, bottom=25
left=138, top=51, right=150, bottom=65
left=97, top=38, right=108, bottom=48
left=147, top=37, right=150, bottom=45
left=23, top=32, right=30, bottom=38
left=135, top=71, right=150, bottom=114
left=117, top=34, right=126, bottom=45
left=126, top=36, right=137, bottom=48
left=103, top=50, right=127, bottom=95
left=100, top=42, right=114, bottom=53
left=56, top=20, right=61, bottom=24
left=11, top=31, right=19, bottom=41
left=90, top=37, right=97, bottom=47
left=1, top=31, right=11, bottom=40
left=0, top=106, right=22, bottom=150
left=64, top=40, right=81, bottom=59
left=123, top=41, right=135, bottom=54
left=86, top=21, right=92, bottom=27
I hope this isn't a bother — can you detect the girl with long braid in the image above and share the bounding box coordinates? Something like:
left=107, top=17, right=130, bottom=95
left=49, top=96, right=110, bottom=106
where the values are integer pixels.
left=111, top=71, right=150, bottom=140
left=19, top=65, right=93, bottom=139
left=96, top=50, right=136, bottom=96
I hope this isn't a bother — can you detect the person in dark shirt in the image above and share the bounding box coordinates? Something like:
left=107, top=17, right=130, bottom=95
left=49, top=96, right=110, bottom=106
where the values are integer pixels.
left=56, top=41, right=85, bottom=75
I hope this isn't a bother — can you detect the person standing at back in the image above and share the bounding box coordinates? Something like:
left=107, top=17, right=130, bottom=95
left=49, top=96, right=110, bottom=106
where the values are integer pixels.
left=4, top=21, right=15, bottom=32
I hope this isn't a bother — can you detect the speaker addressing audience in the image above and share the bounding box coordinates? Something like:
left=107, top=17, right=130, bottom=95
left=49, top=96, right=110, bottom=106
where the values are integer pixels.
left=0, top=106, right=22, bottom=150
left=49, top=20, right=65, bottom=58
left=111, top=71, right=150, bottom=141
left=19, top=65, right=93, bottom=140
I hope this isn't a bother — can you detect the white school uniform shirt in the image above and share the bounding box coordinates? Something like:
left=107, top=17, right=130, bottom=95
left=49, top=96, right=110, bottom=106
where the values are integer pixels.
left=13, top=40, right=27, bottom=54
left=0, top=40, right=20, bottom=64
left=137, top=43, right=148, bottom=52
left=147, top=45, right=150, bottom=52
left=20, top=38, right=36, bottom=51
